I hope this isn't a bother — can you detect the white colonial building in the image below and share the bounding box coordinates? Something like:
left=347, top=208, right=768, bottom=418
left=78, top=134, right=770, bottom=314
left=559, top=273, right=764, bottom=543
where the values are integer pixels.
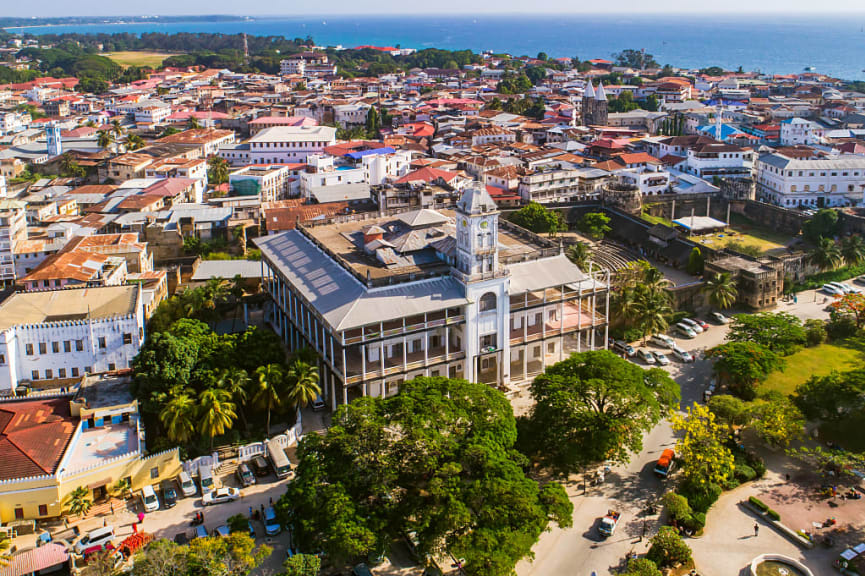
left=780, top=118, right=826, bottom=146
left=218, top=126, right=337, bottom=166
left=0, top=285, right=145, bottom=392
left=756, top=153, right=865, bottom=208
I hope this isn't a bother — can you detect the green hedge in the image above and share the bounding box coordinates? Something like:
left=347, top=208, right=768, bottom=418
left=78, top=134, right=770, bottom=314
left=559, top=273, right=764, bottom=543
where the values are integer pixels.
left=792, top=263, right=865, bottom=292
left=767, top=508, right=781, bottom=521
left=749, top=496, right=769, bottom=512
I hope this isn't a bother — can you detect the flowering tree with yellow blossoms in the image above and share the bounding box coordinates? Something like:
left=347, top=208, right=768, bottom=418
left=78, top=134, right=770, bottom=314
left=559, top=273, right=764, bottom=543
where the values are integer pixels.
left=671, top=402, right=735, bottom=488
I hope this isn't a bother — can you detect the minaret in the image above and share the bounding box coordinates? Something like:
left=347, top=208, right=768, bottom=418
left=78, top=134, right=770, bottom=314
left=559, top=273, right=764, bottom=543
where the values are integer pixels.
left=45, top=122, right=62, bottom=157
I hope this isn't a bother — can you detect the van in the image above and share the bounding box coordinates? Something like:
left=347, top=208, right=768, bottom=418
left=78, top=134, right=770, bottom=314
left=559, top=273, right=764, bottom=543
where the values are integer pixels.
left=141, top=484, right=159, bottom=513
left=264, top=506, right=282, bottom=536
left=266, top=438, right=293, bottom=479
left=675, top=323, right=697, bottom=339
left=679, top=318, right=703, bottom=334
left=612, top=340, right=636, bottom=357
left=198, top=464, right=216, bottom=495
left=654, top=448, right=675, bottom=478
left=74, top=526, right=115, bottom=554
left=650, top=334, right=675, bottom=349
left=178, top=471, right=197, bottom=497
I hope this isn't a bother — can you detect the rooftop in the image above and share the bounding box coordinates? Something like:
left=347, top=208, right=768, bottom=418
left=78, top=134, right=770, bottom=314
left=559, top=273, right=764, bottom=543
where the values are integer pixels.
left=64, top=421, right=138, bottom=475
left=0, top=398, right=76, bottom=480
left=0, top=285, right=140, bottom=332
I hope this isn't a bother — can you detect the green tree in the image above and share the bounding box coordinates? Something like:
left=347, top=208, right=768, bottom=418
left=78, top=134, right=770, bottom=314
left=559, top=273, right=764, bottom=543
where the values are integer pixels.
left=566, top=242, right=590, bottom=271
left=508, top=202, right=562, bottom=235
left=704, top=272, right=738, bottom=310
left=706, top=341, right=784, bottom=399
left=365, top=106, right=380, bottom=138
left=160, top=125, right=180, bottom=138
left=841, top=235, right=865, bottom=267
left=686, top=247, right=704, bottom=275
left=284, top=360, right=321, bottom=412
left=66, top=486, right=93, bottom=517
left=126, top=133, right=146, bottom=150
left=787, top=445, right=865, bottom=478
left=794, top=369, right=865, bottom=421
left=810, top=237, right=843, bottom=272
left=707, top=394, right=751, bottom=430
left=187, top=116, right=202, bottom=130
left=198, top=387, right=237, bottom=450
left=802, top=208, right=839, bottom=243
left=187, top=533, right=270, bottom=576
left=253, top=363, right=285, bottom=435
left=623, top=558, right=662, bottom=576
left=646, top=526, right=692, bottom=568
left=577, top=212, right=612, bottom=240
left=215, top=367, right=251, bottom=430
left=635, top=287, right=672, bottom=343
left=160, top=391, right=198, bottom=444
left=208, top=155, right=230, bottom=186
left=750, top=393, right=804, bottom=447
left=280, top=377, right=572, bottom=576
left=97, top=129, right=114, bottom=148
left=727, top=312, right=806, bottom=356
left=131, top=539, right=189, bottom=576
left=283, top=553, right=322, bottom=576
left=671, top=403, right=735, bottom=488
left=519, top=350, right=680, bottom=476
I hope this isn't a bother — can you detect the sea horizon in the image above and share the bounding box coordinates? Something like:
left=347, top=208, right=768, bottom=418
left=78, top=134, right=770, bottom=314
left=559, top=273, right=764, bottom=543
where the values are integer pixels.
left=6, top=13, right=865, bottom=80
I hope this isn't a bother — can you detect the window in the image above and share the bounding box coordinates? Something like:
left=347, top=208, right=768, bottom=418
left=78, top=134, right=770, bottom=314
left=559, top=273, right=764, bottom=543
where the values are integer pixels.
left=45, top=369, right=52, bottom=379
left=150, top=467, right=159, bottom=479
left=0, top=354, right=3, bottom=364
left=14, top=508, right=23, bottom=520
left=123, top=333, right=132, bottom=345
left=71, top=367, right=79, bottom=377
left=84, top=366, right=92, bottom=374
left=98, top=337, right=106, bottom=349
left=39, top=342, right=46, bottom=355
left=64, top=341, right=71, bottom=353
left=108, top=363, right=116, bottom=371
left=31, top=370, right=39, bottom=380
left=52, top=341, right=59, bottom=353
left=26, top=344, right=33, bottom=355
left=76, top=340, right=84, bottom=351
left=480, top=334, right=497, bottom=349
left=38, top=505, right=47, bottom=516
left=58, top=369, right=66, bottom=378
left=548, top=342, right=556, bottom=354
left=479, top=292, right=497, bottom=312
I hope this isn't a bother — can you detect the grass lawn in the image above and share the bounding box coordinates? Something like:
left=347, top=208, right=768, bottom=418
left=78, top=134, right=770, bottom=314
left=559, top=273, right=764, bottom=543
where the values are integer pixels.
left=760, top=341, right=865, bottom=396
left=105, top=51, right=177, bottom=68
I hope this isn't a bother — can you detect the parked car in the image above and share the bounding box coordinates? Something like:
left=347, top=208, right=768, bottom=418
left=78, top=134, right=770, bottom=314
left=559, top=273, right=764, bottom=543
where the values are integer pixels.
left=194, top=526, right=208, bottom=540
left=692, top=318, right=709, bottom=331
left=202, top=487, right=240, bottom=506
left=141, top=484, right=159, bottom=513
left=178, top=472, right=197, bottom=497
left=710, top=312, right=730, bottom=324
left=612, top=340, right=636, bottom=357
left=75, top=526, right=115, bottom=554
left=654, top=352, right=670, bottom=366
left=264, top=506, right=282, bottom=536
left=650, top=334, right=675, bottom=349
left=212, top=526, right=230, bottom=538
left=822, top=283, right=845, bottom=296
left=637, top=349, right=655, bottom=365
left=312, top=395, right=326, bottom=411
left=236, top=462, right=255, bottom=487
left=160, top=479, right=178, bottom=509
left=675, top=323, right=697, bottom=339
left=680, top=318, right=704, bottom=334
left=251, top=455, right=270, bottom=477
left=831, top=282, right=859, bottom=294
left=671, top=346, right=694, bottom=363
left=854, top=276, right=865, bottom=286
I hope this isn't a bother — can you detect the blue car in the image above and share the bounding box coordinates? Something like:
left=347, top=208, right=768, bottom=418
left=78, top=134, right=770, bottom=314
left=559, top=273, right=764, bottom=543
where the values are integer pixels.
left=264, top=506, right=281, bottom=536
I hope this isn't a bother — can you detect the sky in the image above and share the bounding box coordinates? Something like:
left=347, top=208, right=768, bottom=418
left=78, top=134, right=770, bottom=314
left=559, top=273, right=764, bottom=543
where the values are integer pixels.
left=6, top=1, right=865, bottom=17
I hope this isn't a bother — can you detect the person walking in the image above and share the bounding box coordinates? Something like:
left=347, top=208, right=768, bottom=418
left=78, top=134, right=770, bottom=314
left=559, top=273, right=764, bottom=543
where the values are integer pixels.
left=754, top=523, right=759, bottom=537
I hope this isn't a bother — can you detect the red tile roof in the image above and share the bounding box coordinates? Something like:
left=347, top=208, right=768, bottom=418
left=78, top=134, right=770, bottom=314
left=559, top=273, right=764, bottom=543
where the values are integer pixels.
left=0, top=399, right=76, bottom=480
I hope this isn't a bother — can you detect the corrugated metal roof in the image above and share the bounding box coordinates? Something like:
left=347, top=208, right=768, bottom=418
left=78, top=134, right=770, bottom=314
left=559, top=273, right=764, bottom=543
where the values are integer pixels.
left=507, top=254, right=596, bottom=294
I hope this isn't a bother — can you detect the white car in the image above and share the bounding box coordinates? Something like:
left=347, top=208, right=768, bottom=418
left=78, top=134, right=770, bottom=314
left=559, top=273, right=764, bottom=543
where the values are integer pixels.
left=680, top=318, right=704, bottom=334
left=671, top=346, right=694, bottom=363
left=710, top=312, right=730, bottom=324
left=833, top=282, right=859, bottom=294
left=822, top=283, right=844, bottom=296
left=654, top=352, right=670, bottom=366
left=201, top=487, right=240, bottom=506
left=637, top=349, right=655, bottom=364
left=675, top=323, right=697, bottom=339
left=650, top=334, right=675, bottom=349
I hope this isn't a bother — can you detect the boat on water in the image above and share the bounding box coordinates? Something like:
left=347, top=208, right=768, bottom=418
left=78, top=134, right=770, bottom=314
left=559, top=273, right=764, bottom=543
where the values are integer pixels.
left=804, top=66, right=816, bottom=72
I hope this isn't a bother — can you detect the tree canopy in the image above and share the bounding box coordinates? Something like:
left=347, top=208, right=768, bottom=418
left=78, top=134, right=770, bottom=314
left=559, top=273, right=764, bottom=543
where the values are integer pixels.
left=577, top=212, right=612, bottom=240
left=727, top=312, right=806, bottom=356
left=518, top=350, right=680, bottom=476
left=509, top=202, right=562, bottom=235
left=278, top=376, right=572, bottom=576
left=706, top=341, right=784, bottom=399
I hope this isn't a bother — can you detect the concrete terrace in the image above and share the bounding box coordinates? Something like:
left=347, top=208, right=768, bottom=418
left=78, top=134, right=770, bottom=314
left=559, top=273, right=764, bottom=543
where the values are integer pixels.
left=65, top=422, right=139, bottom=474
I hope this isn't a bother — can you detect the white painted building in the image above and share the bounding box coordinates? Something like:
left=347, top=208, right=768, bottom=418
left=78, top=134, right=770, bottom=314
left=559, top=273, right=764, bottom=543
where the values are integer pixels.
left=684, top=142, right=754, bottom=180
left=618, top=167, right=672, bottom=196
left=780, top=118, right=826, bottom=146
left=756, top=153, right=865, bottom=208
left=134, top=105, right=172, bottom=127
left=0, top=285, right=145, bottom=392
left=230, top=164, right=294, bottom=202
left=333, top=104, right=371, bottom=128
left=219, top=126, right=337, bottom=166
left=0, top=199, right=26, bottom=285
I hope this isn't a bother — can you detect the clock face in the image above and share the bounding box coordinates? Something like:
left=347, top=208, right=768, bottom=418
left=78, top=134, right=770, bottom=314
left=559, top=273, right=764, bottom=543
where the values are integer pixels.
left=462, top=219, right=468, bottom=227
left=479, top=220, right=489, bottom=229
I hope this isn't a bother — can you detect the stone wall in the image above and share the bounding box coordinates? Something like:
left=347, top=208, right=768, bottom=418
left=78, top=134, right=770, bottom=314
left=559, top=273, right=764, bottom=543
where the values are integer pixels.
left=729, top=200, right=807, bottom=236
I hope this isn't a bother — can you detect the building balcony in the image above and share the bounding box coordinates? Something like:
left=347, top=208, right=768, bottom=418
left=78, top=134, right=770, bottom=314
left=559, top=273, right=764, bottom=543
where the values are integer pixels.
left=344, top=347, right=466, bottom=384
left=509, top=301, right=604, bottom=345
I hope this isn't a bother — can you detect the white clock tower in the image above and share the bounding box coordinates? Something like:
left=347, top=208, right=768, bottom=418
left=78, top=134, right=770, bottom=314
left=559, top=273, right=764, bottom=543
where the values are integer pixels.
left=454, top=186, right=510, bottom=386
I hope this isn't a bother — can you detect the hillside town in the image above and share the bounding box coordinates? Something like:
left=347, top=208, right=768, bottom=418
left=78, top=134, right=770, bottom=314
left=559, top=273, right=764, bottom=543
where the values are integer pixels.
left=1, top=33, right=865, bottom=576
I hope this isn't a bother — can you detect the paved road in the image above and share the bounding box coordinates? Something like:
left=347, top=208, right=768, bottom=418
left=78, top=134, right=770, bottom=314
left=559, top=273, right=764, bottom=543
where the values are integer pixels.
left=517, top=289, right=837, bottom=576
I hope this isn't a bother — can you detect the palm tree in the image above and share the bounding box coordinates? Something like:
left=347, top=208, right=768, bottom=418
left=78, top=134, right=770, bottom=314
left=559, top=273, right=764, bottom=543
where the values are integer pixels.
left=642, top=266, right=672, bottom=295
left=810, top=237, right=844, bottom=272
left=285, top=361, right=321, bottom=412
left=201, top=277, right=230, bottom=322
left=160, top=392, right=197, bottom=443
left=97, top=130, right=114, bottom=149
left=215, top=367, right=250, bottom=430
left=229, top=274, right=246, bottom=331
left=841, top=236, right=865, bottom=267
left=126, top=133, right=145, bottom=151
left=566, top=242, right=590, bottom=271
left=111, top=119, right=123, bottom=137
left=612, top=286, right=640, bottom=327
left=704, top=272, right=738, bottom=310
left=198, top=388, right=237, bottom=450
left=254, top=364, right=285, bottom=436
left=66, top=486, right=93, bottom=517
left=635, top=288, right=672, bottom=343
left=187, top=116, right=202, bottom=130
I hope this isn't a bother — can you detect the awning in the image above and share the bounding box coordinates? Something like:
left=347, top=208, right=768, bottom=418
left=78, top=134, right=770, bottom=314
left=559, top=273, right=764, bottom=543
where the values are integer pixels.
left=0, top=543, right=69, bottom=576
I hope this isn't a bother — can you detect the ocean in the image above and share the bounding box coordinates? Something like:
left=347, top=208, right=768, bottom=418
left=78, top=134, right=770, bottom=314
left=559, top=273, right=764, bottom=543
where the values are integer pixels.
left=6, top=14, right=865, bottom=80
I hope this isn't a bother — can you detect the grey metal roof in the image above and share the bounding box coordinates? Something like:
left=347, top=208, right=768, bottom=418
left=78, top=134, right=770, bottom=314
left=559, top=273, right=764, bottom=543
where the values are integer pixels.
left=759, top=153, right=865, bottom=170
left=192, top=259, right=263, bottom=281
left=255, top=231, right=469, bottom=332
left=309, top=182, right=370, bottom=204
left=507, top=253, right=596, bottom=294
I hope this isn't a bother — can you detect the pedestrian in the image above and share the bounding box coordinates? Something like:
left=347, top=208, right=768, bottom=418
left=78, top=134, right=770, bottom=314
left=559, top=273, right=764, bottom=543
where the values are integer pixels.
left=269, top=496, right=273, bottom=505
left=249, top=506, right=253, bottom=518
left=103, top=518, right=107, bottom=527
left=137, top=512, right=145, bottom=524
left=110, top=502, right=114, bottom=514
left=754, top=523, right=759, bottom=537
left=639, top=521, right=646, bottom=542
left=260, top=503, right=265, bottom=515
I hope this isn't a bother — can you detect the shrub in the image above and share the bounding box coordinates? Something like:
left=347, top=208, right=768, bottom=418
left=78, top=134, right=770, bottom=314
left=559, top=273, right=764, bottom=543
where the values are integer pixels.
left=647, top=526, right=693, bottom=568
left=680, top=480, right=722, bottom=514
left=682, top=512, right=706, bottom=532
left=748, top=455, right=767, bottom=479
left=735, top=464, right=757, bottom=483
left=624, top=558, right=662, bottom=576
left=748, top=496, right=768, bottom=512
left=623, top=328, right=643, bottom=343
left=767, top=508, right=781, bottom=521
left=663, top=492, right=692, bottom=522
left=827, top=312, right=859, bottom=340
left=804, top=319, right=827, bottom=346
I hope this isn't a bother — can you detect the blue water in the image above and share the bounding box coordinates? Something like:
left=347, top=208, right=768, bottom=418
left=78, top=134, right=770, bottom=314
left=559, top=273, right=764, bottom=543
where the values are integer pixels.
left=7, top=14, right=865, bottom=80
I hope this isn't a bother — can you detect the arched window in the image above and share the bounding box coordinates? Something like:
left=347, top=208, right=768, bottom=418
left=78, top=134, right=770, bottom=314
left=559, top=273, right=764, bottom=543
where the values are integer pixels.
left=479, top=292, right=497, bottom=312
